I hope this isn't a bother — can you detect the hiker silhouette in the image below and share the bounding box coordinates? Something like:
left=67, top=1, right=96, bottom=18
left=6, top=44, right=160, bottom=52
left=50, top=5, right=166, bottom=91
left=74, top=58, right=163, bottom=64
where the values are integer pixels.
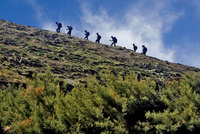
left=142, top=45, right=147, bottom=55
left=56, top=22, right=62, bottom=33
left=84, top=30, right=90, bottom=40
left=67, top=26, right=73, bottom=36
left=133, top=44, right=138, bottom=52
left=137, top=73, right=141, bottom=82
left=110, top=36, right=117, bottom=46
left=95, top=33, right=101, bottom=43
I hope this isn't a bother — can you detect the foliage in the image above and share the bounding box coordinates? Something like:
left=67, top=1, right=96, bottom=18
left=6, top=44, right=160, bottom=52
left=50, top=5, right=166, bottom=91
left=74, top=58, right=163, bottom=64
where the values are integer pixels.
left=137, top=73, right=200, bottom=134
left=0, top=71, right=200, bottom=133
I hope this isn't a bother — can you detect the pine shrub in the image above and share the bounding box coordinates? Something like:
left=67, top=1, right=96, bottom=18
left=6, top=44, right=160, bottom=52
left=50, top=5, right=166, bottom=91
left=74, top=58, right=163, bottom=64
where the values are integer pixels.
left=0, top=71, right=200, bottom=133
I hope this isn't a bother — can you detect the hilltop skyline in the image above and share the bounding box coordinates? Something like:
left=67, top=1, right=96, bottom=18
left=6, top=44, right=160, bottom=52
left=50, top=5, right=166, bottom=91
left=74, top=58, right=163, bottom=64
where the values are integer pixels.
left=1, top=0, right=200, bottom=68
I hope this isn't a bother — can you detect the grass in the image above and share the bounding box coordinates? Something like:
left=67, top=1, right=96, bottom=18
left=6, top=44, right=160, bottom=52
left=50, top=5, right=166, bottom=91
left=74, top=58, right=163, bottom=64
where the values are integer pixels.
left=0, top=19, right=200, bottom=87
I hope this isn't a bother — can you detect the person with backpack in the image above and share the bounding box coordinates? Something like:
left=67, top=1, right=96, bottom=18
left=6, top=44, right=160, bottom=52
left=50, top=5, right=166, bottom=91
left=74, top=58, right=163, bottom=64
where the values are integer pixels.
left=56, top=22, right=62, bottom=33
left=67, top=26, right=73, bottom=36
left=142, top=45, right=147, bottom=55
left=110, top=36, right=117, bottom=46
left=84, top=30, right=90, bottom=40
left=95, top=33, right=101, bottom=43
left=133, top=44, right=138, bottom=52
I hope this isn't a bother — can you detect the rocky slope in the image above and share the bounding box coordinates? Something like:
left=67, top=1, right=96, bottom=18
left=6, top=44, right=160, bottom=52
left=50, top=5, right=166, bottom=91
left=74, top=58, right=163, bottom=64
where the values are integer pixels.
left=0, top=19, right=199, bottom=88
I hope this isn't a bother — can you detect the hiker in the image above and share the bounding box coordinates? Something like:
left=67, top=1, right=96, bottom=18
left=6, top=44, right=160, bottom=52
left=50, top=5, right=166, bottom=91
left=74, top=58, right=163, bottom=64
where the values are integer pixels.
left=110, top=36, right=117, bottom=46
left=142, top=45, right=147, bottom=55
left=133, top=44, right=138, bottom=52
left=84, top=30, right=90, bottom=40
left=56, top=22, right=62, bottom=33
left=67, top=26, right=73, bottom=36
left=95, top=33, right=101, bottom=43
left=137, top=73, right=141, bottom=82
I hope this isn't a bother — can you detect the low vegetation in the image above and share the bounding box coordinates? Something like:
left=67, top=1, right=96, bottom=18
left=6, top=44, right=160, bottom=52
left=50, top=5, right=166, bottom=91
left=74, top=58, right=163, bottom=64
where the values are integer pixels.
left=1, top=19, right=200, bottom=134
left=1, top=19, right=200, bottom=88
left=1, top=71, right=200, bottom=133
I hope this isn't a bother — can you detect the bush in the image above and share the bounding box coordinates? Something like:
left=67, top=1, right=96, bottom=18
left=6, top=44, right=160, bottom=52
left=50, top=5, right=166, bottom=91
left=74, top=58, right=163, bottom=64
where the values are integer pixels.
left=0, top=71, right=200, bottom=133
left=137, top=73, right=200, bottom=134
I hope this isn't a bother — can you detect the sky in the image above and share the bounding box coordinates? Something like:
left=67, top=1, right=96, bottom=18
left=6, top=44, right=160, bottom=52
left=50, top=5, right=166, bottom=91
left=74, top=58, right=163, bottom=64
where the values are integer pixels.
left=1, top=0, right=200, bottom=68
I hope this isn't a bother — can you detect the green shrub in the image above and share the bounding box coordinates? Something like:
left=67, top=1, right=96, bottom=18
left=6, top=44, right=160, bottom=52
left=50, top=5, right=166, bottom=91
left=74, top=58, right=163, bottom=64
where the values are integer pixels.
left=1, top=71, right=200, bottom=133
left=137, top=73, right=200, bottom=134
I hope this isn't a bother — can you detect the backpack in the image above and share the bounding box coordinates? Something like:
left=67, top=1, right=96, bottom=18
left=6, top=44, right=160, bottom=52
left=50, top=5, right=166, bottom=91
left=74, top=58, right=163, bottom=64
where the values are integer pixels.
left=70, top=26, right=73, bottom=30
left=143, top=47, right=147, bottom=52
left=113, top=37, right=117, bottom=43
left=59, top=23, right=62, bottom=28
left=134, top=46, right=137, bottom=50
left=87, top=32, right=90, bottom=36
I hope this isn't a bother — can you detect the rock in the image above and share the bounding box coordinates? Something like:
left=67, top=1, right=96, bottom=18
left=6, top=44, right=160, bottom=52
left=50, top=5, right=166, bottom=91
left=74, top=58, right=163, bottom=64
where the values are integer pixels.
left=51, top=34, right=58, bottom=40
left=25, top=71, right=34, bottom=79
left=175, top=73, right=181, bottom=77
left=166, top=60, right=169, bottom=65
left=44, top=33, right=50, bottom=39
left=54, top=39, right=62, bottom=44
left=33, top=31, right=41, bottom=36
left=117, top=47, right=125, bottom=50
left=45, top=41, right=54, bottom=46
left=16, top=26, right=26, bottom=31
left=84, top=69, right=97, bottom=75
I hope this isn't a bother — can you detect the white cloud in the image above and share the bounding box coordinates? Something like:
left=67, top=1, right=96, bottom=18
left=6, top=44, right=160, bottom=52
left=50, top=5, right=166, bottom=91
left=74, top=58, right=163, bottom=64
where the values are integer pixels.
left=191, top=56, right=200, bottom=68
left=41, top=21, right=55, bottom=31
left=180, top=54, right=200, bottom=68
left=29, top=0, right=200, bottom=68
left=188, top=56, right=200, bottom=68
left=80, top=1, right=183, bottom=62
left=175, top=42, right=200, bottom=68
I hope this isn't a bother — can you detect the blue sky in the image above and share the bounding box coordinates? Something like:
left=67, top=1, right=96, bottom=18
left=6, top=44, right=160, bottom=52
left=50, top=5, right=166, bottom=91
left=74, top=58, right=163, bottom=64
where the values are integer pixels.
left=1, top=0, right=200, bottom=68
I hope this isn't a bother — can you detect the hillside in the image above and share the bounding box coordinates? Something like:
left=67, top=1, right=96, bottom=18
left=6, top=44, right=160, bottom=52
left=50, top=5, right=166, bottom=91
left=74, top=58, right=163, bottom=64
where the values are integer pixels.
left=1, top=20, right=200, bottom=133
left=0, top=19, right=199, bottom=87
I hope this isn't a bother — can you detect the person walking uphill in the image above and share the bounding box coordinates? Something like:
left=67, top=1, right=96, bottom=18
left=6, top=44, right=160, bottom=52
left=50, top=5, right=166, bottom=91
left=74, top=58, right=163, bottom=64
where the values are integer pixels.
left=96, top=33, right=101, bottom=43
left=133, top=44, right=138, bottom=52
left=142, top=45, right=147, bottom=55
left=56, top=22, right=62, bottom=33
left=110, top=36, right=117, bottom=46
left=67, top=26, right=73, bottom=36
left=84, top=30, right=90, bottom=40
